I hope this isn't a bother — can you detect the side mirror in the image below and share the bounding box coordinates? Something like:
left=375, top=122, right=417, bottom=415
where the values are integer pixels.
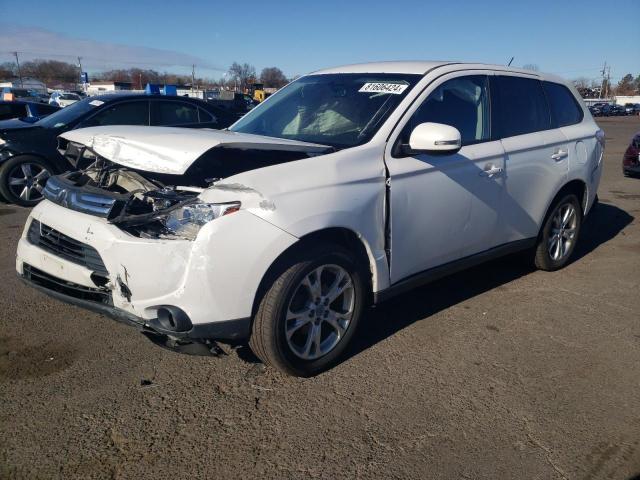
left=403, top=122, right=462, bottom=155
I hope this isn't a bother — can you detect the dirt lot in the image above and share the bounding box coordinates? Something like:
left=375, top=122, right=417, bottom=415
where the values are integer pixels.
left=1, top=116, right=639, bottom=480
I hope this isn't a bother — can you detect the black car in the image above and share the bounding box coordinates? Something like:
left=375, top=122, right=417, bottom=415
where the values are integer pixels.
left=0, top=101, right=60, bottom=122
left=0, top=93, right=237, bottom=206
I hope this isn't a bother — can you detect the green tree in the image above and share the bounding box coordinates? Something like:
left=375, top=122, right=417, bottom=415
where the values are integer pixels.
left=616, top=74, right=635, bottom=95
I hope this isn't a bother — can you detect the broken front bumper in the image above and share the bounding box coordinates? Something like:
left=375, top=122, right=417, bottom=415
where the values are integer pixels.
left=16, top=199, right=297, bottom=342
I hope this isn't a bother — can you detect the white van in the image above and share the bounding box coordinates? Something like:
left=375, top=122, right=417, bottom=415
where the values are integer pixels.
left=16, top=62, right=604, bottom=376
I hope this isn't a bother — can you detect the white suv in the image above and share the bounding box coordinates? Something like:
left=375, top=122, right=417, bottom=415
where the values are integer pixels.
left=16, top=62, right=603, bottom=376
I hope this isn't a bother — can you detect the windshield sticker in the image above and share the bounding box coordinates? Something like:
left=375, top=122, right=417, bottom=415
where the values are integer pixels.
left=89, top=99, right=104, bottom=106
left=359, top=82, right=408, bottom=95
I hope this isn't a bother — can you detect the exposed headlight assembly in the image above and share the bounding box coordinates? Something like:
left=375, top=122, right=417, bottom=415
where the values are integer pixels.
left=159, top=200, right=241, bottom=240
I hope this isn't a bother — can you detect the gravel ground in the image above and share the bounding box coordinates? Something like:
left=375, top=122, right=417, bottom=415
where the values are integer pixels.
left=1, top=116, right=639, bottom=480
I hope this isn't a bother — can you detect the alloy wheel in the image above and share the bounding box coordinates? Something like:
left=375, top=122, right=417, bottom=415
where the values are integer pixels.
left=285, top=264, right=355, bottom=361
left=548, top=203, right=578, bottom=261
left=7, top=162, right=50, bottom=202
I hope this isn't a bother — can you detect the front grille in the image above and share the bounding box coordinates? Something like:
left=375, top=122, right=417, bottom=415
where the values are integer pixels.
left=27, top=220, right=108, bottom=276
left=23, top=264, right=111, bottom=304
left=43, top=175, right=117, bottom=218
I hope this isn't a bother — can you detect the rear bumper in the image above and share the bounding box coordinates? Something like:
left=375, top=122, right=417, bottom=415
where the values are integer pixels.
left=623, top=164, right=640, bottom=176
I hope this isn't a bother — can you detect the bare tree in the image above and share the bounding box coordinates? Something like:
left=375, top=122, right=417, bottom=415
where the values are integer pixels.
left=260, top=67, right=288, bottom=88
left=0, top=62, right=16, bottom=80
left=21, top=59, right=78, bottom=84
left=229, top=62, right=256, bottom=91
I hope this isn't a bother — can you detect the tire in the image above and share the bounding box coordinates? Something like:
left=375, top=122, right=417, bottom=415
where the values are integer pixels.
left=249, top=245, right=367, bottom=377
left=0, top=155, right=53, bottom=207
left=534, top=194, right=582, bottom=271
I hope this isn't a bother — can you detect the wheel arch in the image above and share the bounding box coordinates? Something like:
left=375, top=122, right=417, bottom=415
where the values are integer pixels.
left=537, top=179, right=587, bottom=239
left=251, top=227, right=376, bottom=318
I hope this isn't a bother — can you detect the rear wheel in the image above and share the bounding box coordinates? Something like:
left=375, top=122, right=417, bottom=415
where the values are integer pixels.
left=0, top=156, right=52, bottom=207
left=534, top=194, right=582, bottom=271
left=249, top=245, right=366, bottom=377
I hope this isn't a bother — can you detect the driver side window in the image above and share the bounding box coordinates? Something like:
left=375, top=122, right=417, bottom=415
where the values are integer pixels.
left=406, top=75, right=490, bottom=146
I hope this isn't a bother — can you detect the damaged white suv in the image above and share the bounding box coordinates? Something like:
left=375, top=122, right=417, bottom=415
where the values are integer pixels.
left=16, top=62, right=603, bottom=376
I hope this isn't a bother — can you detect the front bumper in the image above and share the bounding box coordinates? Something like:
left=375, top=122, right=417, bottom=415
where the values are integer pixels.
left=19, top=267, right=249, bottom=343
left=16, top=199, right=297, bottom=341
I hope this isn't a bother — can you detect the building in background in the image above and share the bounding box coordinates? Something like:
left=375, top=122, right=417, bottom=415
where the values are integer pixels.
left=85, top=81, right=132, bottom=96
left=615, top=95, right=640, bottom=106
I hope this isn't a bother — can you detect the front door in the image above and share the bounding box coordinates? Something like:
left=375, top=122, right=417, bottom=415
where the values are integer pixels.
left=385, top=73, right=506, bottom=284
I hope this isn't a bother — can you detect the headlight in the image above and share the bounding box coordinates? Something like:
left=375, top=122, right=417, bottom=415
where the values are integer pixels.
left=160, top=200, right=241, bottom=240
left=0, top=138, right=5, bottom=146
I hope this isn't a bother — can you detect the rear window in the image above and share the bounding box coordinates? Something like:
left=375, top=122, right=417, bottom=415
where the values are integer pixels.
left=493, top=76, right=551, bottom=138
left=542, top=81, right=583, bottom=127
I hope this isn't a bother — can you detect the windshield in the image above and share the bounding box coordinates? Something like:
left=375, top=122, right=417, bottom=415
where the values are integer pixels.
left=36, top=97, right=101, bottom=128
left=61, top=94, right=81, bottom=100
left=230, top=73, right=421, bottom=149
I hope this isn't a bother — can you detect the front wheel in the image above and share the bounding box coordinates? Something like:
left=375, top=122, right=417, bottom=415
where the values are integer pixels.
left=249, top=245, right=367, bottom=377
left=534, top=194, right=582, bottom=271
left=0, top=156, right=53, bottom=207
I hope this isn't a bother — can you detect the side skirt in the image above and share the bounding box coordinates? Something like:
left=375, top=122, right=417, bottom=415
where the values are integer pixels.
left=373, top=238, right=536, bottom=304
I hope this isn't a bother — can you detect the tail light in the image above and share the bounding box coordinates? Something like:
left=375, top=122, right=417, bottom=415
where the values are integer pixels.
left=596, top=129, right=605, bottom=147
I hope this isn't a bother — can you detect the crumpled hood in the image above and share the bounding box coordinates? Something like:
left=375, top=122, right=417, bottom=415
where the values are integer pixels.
left=59, top=126, right=330, bottom=175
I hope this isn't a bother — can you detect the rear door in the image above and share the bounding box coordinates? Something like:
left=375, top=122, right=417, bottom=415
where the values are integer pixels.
left=492, top=75, right=569, bottom=242
left=542, top=81, right=600, bottom=207
left=385, top=72, right=507, bottom=283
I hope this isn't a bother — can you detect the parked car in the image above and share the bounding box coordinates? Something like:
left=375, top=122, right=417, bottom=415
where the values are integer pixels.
left=1, top=87, right=46, bottom=103
left=623, top=103, right=639, bottom=116
left=49, top=92, right=82, bottom=107
left=611, top=104, right=626, bottom=116
left=623, top=132, right=640, bottom=177
left=588, top=105, right=602, bottom=117
left=0, top=93, right=238, bottom=205
left=15, top=62, right=603, bottom=376
left=0, top=101, right=60, bottom=122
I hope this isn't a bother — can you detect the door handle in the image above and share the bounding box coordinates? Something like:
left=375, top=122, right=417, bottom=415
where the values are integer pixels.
left=551, top=149, right=568, bottom=161
left=479, top=165, right=503, bottom=177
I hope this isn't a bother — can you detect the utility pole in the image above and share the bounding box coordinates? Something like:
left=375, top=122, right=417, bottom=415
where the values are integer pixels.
left=77, top=56, right=84, bottom=92
left=13, top=52, right=23, bottom=88
left=191, top=64, right=196, bottom=95
left=600, top=62, right=611, bottom=100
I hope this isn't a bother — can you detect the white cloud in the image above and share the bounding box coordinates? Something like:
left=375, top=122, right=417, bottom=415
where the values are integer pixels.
left=0, top=25, right=224, bottom=73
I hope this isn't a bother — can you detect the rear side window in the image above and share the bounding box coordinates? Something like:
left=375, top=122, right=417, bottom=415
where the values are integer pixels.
left=152, top=101, right=200, bottom=126
left=493, top=76, right=551, bottom=138
left=542, top=81, right=583, bottom=127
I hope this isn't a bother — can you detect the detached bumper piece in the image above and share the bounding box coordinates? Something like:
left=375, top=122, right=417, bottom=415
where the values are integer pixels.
left=19, top=264, right=250, bottom=355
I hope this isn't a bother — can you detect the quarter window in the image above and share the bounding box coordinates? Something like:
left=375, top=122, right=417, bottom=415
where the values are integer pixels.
left=542, top=81, right=583, bottom=127
left=407, top=75, right=491, bottom=146
left=493, top=76, right=551, bottom=138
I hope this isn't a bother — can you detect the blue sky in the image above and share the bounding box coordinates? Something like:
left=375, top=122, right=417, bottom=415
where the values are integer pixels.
left=2, top=0, right=639, bottom=82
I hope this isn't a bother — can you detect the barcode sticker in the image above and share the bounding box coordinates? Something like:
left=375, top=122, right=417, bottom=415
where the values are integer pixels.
left=359, top=83, right=408, bottom=95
